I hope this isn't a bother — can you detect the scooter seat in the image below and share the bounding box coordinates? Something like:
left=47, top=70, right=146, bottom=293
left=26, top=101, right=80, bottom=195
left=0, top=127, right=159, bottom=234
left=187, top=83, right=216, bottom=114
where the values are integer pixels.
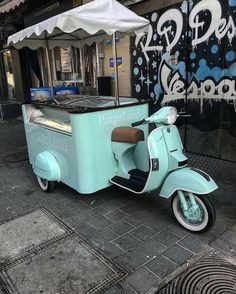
left=111, top=127, right=144, bottom=143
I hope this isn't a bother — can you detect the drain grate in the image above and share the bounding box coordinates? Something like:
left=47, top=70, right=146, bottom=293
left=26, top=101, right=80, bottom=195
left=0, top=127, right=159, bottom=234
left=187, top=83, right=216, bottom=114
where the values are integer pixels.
left=0, top=207, right=127, bottom=294
left=0, top=234, right=127, bottom=294
left=0, top=207, right=73, bottom=264
left=156, top=254, right=236, bottom=294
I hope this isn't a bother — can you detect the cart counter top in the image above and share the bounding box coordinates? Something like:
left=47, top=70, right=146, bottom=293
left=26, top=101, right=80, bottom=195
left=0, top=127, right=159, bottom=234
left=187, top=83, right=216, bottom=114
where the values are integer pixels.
left=30, top=95, right=149, bottom=114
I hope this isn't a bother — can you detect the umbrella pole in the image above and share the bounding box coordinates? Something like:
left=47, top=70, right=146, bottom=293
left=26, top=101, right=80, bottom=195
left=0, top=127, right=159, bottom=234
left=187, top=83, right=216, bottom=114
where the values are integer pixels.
left=45, top=44, right=54, bottom=97
left=112, top=33, right=120, bottom=105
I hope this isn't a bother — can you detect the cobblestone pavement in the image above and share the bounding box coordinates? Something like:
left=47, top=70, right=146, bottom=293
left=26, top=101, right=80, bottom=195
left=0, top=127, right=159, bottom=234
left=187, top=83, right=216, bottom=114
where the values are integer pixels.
left=0, top=120, right=236, bottom=294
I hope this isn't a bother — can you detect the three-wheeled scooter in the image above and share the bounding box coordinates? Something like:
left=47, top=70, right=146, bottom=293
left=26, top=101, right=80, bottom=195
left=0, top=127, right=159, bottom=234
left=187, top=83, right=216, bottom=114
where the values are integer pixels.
left=8, top=0, right=218, bottom=233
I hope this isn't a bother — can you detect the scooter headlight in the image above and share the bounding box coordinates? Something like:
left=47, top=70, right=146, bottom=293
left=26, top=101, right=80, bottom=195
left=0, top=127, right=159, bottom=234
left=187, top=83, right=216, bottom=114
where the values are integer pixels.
left=167, top=107, right=178, bottom=124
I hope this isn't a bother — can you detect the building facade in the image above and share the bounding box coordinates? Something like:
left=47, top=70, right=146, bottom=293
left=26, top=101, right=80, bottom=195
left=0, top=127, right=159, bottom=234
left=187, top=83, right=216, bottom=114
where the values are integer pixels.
left=0, top=0, right=235, bottom=162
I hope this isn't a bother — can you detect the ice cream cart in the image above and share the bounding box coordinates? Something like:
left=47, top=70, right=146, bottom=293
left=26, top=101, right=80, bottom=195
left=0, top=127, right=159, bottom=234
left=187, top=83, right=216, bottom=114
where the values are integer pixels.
left=22, top=96, right=149, bottom=193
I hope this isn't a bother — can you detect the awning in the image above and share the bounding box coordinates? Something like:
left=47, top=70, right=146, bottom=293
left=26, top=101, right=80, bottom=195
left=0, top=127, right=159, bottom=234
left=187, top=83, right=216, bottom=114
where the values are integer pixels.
left=0, top=0, right=25, bottom=14
left=7, top=0, right=150, bottom=50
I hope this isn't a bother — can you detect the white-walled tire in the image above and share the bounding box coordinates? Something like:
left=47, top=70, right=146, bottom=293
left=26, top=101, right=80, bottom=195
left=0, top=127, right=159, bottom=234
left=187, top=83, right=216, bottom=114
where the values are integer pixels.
left=37, top=176, right=56, bottom=193
left=171, top=193, right=216, bottom=233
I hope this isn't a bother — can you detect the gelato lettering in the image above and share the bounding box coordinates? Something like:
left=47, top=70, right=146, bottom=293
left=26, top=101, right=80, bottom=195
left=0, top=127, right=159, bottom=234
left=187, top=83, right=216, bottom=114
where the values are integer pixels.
left=31, top=131, right=69, bottom=153
left=98, top=111, right=141, bottom=126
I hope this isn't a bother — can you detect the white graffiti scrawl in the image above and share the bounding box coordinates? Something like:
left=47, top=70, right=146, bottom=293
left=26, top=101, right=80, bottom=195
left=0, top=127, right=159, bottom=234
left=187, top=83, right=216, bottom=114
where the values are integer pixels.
left=133, top=0, right=236, bottom=111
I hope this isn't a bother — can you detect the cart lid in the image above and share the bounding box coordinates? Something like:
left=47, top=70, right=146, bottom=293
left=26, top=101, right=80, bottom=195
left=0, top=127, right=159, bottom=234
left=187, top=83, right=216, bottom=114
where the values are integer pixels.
left=7, top=0, right=150, bottom=50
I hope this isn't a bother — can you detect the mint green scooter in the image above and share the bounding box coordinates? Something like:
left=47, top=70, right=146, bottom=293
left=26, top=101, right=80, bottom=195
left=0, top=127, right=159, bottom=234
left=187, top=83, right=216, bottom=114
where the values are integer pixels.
left=110, top=107, right=218, bottom=233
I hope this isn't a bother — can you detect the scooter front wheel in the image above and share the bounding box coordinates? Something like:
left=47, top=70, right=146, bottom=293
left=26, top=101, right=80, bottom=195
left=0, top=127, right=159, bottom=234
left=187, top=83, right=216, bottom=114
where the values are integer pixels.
left=171, top=193, right=216, bottom=233
left=37, top=176, right=56, bottom=193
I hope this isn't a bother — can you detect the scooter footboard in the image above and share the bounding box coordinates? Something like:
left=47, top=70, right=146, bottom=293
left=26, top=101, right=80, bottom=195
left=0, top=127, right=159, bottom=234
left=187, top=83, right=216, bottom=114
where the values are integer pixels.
left=159, top=167, right=218, bottom=198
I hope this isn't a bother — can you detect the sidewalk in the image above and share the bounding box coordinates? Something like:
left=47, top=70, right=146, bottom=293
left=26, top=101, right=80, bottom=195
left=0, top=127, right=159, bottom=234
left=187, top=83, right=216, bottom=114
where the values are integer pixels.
left=0, top=119, right=236, bottom=294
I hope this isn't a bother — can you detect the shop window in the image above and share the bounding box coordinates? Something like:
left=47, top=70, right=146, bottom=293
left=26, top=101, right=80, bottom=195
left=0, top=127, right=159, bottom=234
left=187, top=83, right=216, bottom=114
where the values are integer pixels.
left=52, top=47, right=83, bottom=86
left=3, top=50, right=15, bottom=100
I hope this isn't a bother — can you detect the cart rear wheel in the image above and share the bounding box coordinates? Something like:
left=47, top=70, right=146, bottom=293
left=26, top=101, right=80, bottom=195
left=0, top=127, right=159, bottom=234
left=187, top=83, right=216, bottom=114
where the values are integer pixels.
left=37, top=176, right=56, bottom=193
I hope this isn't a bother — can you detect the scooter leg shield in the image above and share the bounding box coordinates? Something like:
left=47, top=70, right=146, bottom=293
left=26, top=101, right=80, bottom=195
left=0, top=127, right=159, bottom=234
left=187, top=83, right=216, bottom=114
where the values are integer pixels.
left=159, top=167, right=218, bottom=198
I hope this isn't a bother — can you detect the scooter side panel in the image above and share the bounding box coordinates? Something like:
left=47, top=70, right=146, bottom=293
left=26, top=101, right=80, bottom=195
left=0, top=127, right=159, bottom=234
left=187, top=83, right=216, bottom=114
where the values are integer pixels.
left=159, top=167, right=218, bottom=198
left=162, top=125, right=188, bottom=172
left=141, top=128, right=169, bottom=193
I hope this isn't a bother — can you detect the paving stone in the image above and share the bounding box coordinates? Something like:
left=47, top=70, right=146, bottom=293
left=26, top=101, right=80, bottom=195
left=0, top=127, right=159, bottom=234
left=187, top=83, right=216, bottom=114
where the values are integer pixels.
left=53, top=199, right=77, bottom=211
left=39, top=196, right=57, bottom=207
left=0, top=208, right=12, bottom=222
left=5, top=202, right=24, bottom=215
left=105, top=210, right=128, bottom=222
left=115, top=249, right=149, bottom=271
left=112, top=234, right=141, bottom=251
left=168, top=223, right=189, bottom=238
left=136, top=238, right=167, bottom=259
left=73, top=222, right=98, bottom=240
left=103, top=285, right=123, bottom=294
left=46, top=204, right=62, bottom=215
left=120, top=203, right=142, bottom=214
left=91, top=228, right=119, bottom=246
left=210, top=226, right=236, bottom=253
left=163, top=244, right=193, bottom=265
left=201, top=222, right=228, bottom=243
left=52, top=191, right=74, bottom=202
left=154, top=229, right=181, bottom=247
left=211, top=238, right=235, bottom=254
left=129, top=225, right=156, bottom=241
left=69, top=213, right=95, bottom=225
left=178, top=234, right=208, bottom=253
left=77, top=197, right=104, bottom=208
left=0, top=197, right=14, bottom=209
left=109, top=221, right=134, bottom=236
left=101, top=200, right=123, bottom=212
left=0, top=191, right=12, bottom=201
left=145, top=255, right=178, bottom=279
left=126, top=267, right=161, bottom=294
left=52, top=208, right=78, bottom=220
left=88, top=215, right=113, bottom=229
left=87, top=206, right=109, bottom=218
left=118, top=283, right=137, bottom=294
left=101, top=243, right=125, bottom=259
left=124, top=211, right=147, bottom=227
left=69, top=201, right=92, bottom=213
left=145, top=218, right=171, bottom=232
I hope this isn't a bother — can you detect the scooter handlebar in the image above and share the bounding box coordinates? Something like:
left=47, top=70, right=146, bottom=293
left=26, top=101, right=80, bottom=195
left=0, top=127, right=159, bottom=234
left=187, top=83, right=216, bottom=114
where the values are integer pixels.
left=131, top=119, right=146, bottom=127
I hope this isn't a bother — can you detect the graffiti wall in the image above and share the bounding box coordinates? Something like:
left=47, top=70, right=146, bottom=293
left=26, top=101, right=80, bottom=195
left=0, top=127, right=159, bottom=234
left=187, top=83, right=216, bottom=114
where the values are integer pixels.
left=132, top=0, right=236, bottom=162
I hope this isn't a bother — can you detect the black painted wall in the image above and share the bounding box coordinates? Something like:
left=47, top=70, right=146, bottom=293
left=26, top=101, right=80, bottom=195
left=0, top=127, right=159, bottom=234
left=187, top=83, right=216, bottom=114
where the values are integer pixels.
left=131, top=0, right=236, bottom=162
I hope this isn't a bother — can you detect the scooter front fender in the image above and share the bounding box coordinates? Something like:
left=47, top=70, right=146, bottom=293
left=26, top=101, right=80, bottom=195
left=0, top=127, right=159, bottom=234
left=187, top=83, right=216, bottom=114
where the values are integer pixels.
left=33, top=151, right=61, bottom=181
left=159, top=167, right=218, bottom=198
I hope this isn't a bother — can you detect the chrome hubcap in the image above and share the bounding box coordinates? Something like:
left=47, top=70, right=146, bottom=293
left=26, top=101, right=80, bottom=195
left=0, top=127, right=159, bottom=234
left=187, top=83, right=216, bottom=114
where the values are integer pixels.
left=179, top=198, right=204, bottom=224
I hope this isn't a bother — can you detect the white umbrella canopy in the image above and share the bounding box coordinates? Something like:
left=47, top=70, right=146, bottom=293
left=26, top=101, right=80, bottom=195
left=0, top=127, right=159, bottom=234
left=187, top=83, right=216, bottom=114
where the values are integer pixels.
left=7, top=0, right=150, bottom=49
